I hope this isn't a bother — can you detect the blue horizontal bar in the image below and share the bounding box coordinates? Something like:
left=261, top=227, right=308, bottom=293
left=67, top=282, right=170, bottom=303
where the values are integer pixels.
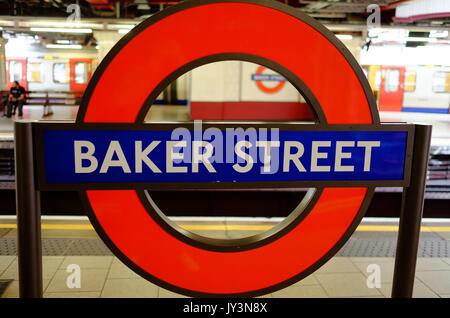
left=402, top=107, right=449, bottom=114
left=43, top=129, right=408, bottom=184
left=154, top=99, right=188, bottom=105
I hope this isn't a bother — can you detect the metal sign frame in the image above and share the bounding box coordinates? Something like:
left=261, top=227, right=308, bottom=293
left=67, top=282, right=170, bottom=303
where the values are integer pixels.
left=13, top=0, right=432, bottom=298
left=33, top=122, right=415, bottom=191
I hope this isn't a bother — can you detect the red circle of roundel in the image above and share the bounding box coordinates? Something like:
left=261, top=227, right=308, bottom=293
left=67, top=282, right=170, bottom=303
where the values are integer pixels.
left=78, top=0, right=378, bottom=296
left=255, top=66, right=286, bottom=94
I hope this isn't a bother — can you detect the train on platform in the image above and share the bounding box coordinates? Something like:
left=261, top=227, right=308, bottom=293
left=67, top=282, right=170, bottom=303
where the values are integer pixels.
left=362, top=65, right=450, bottom=114
left=6, top=50, right=97, bottom=93
left=189, top=62, right=450, bottom=120
left=5, top=44, right=449, bottom=115
left=5, top=47, right=188, bottom=105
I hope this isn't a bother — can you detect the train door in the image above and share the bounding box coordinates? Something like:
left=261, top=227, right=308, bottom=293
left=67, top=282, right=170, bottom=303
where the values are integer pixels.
left=430, top=68, right=450, bottom=113
left=6, top=58, right=27, bottom=90
left=70, top=58, right=91, bottom=92
left=379, top=66, right=405, bottom=111
left=52, top=60, right=71, bottom=91
left=26, top=58, right=47, bottom=92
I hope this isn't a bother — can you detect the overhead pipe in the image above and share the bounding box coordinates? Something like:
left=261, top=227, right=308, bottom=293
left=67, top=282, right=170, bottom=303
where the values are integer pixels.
left=86, top=0, right=115, bottom=10
left=86, top=0, right=116, bottom=17
left=380, top=0, right=416, bottom=11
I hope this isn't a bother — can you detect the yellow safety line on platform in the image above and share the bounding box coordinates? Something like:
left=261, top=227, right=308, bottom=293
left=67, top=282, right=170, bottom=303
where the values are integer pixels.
left=1, top=223, right=450, bottom=232
left=0, top=224, right=94, bottom=230
left=185, top=224, right=273, bottom=231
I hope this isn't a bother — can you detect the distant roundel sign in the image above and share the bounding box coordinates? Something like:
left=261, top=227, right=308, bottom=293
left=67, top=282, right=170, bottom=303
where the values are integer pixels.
left=35, top=0, right=413, bottom=297
left=253, top=66, right=286, bottom=94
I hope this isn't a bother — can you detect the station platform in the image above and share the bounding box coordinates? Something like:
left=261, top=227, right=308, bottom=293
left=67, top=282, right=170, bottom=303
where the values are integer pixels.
left=0, top=104, right=190, bottom=129
left=1, top=216, right=450, bottom=298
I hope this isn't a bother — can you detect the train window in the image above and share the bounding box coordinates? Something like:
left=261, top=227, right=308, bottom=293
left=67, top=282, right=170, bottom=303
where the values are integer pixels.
left=374, top=70, right=381, bottom=90
left=53, top=63, right=70, bottom=84
left=8, top=61, right=22, bottom=83
left=385, top=69, right=400, bottom=92
left=404, top=71, right=416, bottom=92
left=74, top=62, right=88, bottom=84
left=432, top=71, right=450, bottom=93
left=27, top=62, right=44, bottom=83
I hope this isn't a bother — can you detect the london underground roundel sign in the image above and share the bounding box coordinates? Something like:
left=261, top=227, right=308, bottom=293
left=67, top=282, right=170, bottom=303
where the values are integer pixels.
left=34, top=0, right=414, bottom=297
left=253, top=66, right=286, bottom=94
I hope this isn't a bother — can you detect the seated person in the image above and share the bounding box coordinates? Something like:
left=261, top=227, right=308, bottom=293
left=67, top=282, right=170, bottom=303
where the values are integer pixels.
left=6, top=81, right=26, bottom=118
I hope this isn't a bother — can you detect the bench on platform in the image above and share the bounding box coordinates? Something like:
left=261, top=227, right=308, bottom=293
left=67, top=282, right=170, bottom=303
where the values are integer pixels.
left=1, top=90, right=83, bottom=118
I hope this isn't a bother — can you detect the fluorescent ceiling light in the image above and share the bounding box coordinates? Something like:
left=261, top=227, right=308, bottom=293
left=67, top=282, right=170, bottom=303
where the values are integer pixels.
left=368, top=28, right=384, bottom=38
left=56, top=40, right=71, bottom=44
left=108, top=24, right=135, bottom=30
left=118, top=29, right=130, bottom=34
left=336, top=34, right=353, bottom=40
left=46, top=44, right=82, bottom=49
left=406, top=37, right=436, bottom=42
left=30, top=27, right=92, bottom=34
left=430, top=30, right=448, bottom=38
left=26, top=21, right=102, bottom=28
left=370, top=29, right=409, bottom=42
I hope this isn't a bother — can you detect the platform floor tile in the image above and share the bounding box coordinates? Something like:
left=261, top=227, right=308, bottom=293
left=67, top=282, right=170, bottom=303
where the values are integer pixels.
left=315, top=257, right=361, bottom=274
left=271, top=285, right=328, bottom=298
left=415, top=270, right=450, bottom=295
left=1, top=279, right=50, bottom=298
left=100, top=278, right=159, bottom=298
left=435, top=232, right=450, bottom=240
left=59, top=256, right=113, bottom=270
left=349, top=257, right=394, bottom=263
left=0, top=229, right=10, bottom=238
left=158, top=288, right=189, bottom=298
left=0, top=256, right=64, bottom=280
left=315, top=272, right=383, bottom=297
left=107, top=258, right=141, bottom=279
left=0, top=256, right=15, bottom=276
left=439, top=258, right=450, bottom=265
left=415, top=258, right=450, bottom=271
left=2, top=256, right=450, bottom=298
left=46, top=268, right=109, bottom=293
left=378, top=280, right=439, bottom=298
left=44, top=291, right=101, bottom=298
left=352, top=261, right=395, bottom=283
left=290, top=274, right=320, bottom=287
left=40, top=229, right=100, bottom=239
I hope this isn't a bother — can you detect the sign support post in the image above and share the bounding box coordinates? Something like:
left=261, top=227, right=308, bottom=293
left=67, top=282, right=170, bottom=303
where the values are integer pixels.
left=392, top=124, right=432, bottom=298
left=14, top=121, right=43, bottom=298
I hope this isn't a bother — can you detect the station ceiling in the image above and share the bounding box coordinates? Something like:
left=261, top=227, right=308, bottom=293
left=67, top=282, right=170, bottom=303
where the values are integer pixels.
left=0, top=0, right=448, bottom=49
left=0, top=0, right=448, bottom=28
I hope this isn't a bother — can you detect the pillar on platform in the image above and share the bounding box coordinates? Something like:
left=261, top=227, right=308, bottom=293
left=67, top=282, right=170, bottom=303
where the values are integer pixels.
left=340, top=36, right=365, bottom=63
left=93, top=30, right=124, bottom=62
left=0, top=34, right=8, bottom=91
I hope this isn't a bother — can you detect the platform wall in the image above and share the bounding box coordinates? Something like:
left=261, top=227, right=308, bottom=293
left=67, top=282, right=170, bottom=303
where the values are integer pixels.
left=190, top=61, right=313, bottom=120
